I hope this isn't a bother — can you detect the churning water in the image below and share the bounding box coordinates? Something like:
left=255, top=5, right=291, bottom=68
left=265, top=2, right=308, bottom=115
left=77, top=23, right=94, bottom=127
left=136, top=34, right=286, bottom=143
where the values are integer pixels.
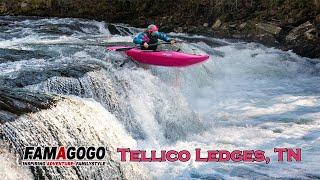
left=0, top=16, right=319, bottom=179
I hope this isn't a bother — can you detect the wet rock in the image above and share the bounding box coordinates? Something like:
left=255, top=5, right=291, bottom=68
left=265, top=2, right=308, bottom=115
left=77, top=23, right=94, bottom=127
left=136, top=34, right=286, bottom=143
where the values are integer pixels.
left=229, top=24, right=237, bottom=29
left=212, top=19, right=222, bottom=29
left=0, top=3, right=7, bottom=13
left=174, top=26, right=183, bottom=33
left=304, top=28, right=317, bottom=41
left=239, top=22, right=247, bottom=29
left=0, top=88, right=58, bottom=123
left=0, top=48, right=51, bottom=63
left=0, top=110, right=18, bottom=122
left=315, top=14, right=320, bottom=32
left=0, top=63, right=100, bottom=88
left=20, top=2, right=28, bottom=8
left=286, top=21, right=316, bottom=42
left=232, top=34, right=244, bottom=39
left=255, top=23, right=282, bottom=35
left=288, top=18, right=295, bottom=24
left=316, top=14, right=320, bottom=22
left=185, top=26, right=197, bottom=33
left=20, top=2, right=31, bottom=12
left=283, top=20, right=319, bottom=58
left=315, top=0, right=320, bottom=10
left=107, top=24, right=121, bottom=35
left=221, top=24, right=228, bottom=30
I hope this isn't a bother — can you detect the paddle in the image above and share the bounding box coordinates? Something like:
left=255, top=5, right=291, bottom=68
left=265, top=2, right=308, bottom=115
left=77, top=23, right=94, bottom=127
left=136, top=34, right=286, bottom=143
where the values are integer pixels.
left=107, top=41, right=183, bottom=52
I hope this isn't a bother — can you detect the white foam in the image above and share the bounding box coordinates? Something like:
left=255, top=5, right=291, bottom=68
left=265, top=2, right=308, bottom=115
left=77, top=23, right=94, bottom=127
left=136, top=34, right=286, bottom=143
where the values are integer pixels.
left=0, top=148, right=34, bottom=180
left=1, top=17, right=320, bottom=179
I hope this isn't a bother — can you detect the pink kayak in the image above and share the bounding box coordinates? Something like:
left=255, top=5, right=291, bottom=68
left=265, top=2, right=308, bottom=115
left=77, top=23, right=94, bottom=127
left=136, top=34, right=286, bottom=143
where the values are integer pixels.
left=107, top=46, right=209, bottom=67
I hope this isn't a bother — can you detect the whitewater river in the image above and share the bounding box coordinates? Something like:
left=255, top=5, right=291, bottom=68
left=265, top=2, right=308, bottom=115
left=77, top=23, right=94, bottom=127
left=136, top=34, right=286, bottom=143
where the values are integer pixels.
left=0, top=16, right=319, bottom=179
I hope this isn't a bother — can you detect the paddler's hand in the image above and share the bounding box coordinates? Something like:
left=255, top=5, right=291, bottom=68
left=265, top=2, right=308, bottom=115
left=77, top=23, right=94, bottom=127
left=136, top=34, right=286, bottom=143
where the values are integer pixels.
left=170, top=40, right=176, bottom=44
left=143, top=42, right=149, bottom=48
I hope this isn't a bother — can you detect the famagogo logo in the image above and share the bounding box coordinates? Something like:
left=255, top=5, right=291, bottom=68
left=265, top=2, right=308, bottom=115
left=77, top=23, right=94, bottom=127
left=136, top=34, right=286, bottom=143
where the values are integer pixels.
left=22, top=146, right=108, bottom=166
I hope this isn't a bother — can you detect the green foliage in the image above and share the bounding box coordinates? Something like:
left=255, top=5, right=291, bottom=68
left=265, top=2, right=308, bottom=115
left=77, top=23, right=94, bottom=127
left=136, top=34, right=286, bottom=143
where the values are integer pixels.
left=294, top=0, right=308, bottom=7
left=270, top=0, right=285, bottom=6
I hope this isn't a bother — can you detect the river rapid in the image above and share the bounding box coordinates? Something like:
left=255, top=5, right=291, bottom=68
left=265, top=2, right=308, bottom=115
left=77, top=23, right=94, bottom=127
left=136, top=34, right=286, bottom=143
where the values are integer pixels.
left=0, top=16, right=320, bottom=179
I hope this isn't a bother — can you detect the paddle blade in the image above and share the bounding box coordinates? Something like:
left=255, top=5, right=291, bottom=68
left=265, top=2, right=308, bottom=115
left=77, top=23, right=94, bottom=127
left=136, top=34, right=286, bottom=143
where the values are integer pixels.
left=106, top=46, right=126, bottom=51
left=106, top=46, right=135, bottom=52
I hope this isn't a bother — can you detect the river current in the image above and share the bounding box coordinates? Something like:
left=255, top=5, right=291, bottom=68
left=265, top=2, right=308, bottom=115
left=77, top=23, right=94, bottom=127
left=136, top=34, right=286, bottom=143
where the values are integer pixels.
left=0, top=16, right=319, bottom=179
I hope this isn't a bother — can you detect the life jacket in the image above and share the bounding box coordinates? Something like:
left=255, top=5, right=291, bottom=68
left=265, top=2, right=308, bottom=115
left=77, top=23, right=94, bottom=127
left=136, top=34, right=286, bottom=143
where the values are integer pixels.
left=146, top=32, right=158, bottom=44
left=140, top=32, right=159, bottom=50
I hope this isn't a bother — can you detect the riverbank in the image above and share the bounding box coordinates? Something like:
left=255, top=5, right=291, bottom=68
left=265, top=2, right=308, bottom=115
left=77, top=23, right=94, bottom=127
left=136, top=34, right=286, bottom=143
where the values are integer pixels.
left=0, top=0, right=319, bottom=58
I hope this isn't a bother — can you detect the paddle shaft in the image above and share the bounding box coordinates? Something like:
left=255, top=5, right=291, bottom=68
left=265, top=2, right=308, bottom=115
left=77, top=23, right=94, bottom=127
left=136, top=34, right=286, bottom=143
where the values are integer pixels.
left=114, top=41, right=182, bottom=51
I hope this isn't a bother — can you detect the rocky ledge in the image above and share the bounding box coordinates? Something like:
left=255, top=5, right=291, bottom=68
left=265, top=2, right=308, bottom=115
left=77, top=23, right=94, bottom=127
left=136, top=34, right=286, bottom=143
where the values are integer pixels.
left=0, top=0, right=319, bottom=58
left=0, top=88, right=59, bottom=123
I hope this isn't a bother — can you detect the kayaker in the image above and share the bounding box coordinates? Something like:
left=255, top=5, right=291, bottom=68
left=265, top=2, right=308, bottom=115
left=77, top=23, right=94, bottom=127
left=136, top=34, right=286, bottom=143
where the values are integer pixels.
left=133, top=24, right=176, bottom=50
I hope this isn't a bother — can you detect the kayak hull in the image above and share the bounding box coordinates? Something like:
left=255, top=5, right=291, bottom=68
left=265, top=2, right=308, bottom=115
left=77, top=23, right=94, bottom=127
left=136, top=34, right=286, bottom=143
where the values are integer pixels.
left=107, top=46, right=209, bottom=67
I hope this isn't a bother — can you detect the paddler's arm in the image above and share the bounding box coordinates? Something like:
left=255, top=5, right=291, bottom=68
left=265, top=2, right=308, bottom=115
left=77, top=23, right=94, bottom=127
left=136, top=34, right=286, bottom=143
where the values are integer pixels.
left=157, top=32, right=176, bottom=44
left=133, top=32, right=145, bottom=45
left=133, top=32, right=150, bottom=48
